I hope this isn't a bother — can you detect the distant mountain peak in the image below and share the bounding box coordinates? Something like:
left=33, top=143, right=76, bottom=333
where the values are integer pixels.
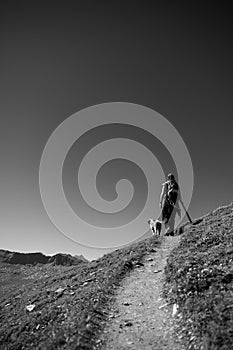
left=0, top=250, right=89, bottom=266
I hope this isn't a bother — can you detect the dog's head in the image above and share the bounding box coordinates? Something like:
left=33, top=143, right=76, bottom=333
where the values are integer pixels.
left=148, top=219, right=155, bottom=225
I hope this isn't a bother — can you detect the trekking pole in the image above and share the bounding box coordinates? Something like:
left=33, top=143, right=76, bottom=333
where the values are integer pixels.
left=180, top=200, right=192, bottom=224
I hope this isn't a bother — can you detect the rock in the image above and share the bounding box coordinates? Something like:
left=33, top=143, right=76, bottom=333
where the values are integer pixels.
left=57, top=336, right=66, bottom=345
left=55, top=287, right=65, bottom=294
left=26, top=304, right=36, bottom=312
left=81, top=278, right=94, bottom=286
left=172, top=303, right=179, bottom=316
left=124, top=261, right=133, bottom=269
left=82, top=282, right=89, bottom=286
left=149, top=248, right=157, bottom=252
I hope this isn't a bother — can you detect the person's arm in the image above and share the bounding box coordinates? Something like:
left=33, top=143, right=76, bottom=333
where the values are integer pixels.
left=177, top=186, right=183, bottom=204
left=159, top=183, right=167, bottom=208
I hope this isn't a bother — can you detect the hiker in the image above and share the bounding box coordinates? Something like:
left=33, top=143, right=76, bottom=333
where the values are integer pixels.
left=159, top=173, right=181, bottom=236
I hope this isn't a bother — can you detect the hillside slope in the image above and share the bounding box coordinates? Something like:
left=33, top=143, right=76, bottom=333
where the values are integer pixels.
left=0, top=202, right=232, bottom=350
left=165, top=202, right=233, bottom=350
left=0, top=233, right=161, bottom=349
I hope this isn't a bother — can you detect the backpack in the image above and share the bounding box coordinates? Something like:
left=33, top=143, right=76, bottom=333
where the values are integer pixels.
left=166, top=180, right=179, bottom=205
left=167, top=179, right=179, bottom=194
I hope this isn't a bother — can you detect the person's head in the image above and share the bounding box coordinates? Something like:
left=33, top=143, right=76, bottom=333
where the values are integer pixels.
left=167, top=173, right=175, bottom=181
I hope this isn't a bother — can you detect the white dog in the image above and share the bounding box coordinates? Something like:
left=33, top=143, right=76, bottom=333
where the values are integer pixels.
left=148, top=219, right=162, bottom=236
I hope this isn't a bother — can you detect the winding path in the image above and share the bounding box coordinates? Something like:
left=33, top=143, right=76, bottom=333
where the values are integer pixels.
left=100, top=236, right=185, bottom=350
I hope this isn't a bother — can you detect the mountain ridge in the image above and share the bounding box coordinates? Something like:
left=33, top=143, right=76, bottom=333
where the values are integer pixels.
left=0, top=249, right=89, bottom=266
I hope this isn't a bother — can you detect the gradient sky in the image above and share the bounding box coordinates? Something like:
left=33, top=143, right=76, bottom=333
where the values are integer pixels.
left=1, top=2, right=233, bottom=261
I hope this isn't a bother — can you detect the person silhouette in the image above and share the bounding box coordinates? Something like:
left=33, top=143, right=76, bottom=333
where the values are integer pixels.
left=159, top=173, right=181, bottom=236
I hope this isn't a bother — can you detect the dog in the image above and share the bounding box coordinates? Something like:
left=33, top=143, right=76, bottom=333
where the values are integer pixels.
left=148, top=219, right=162, bottom=236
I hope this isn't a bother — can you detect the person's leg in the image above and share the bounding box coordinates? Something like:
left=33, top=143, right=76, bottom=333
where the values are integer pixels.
left=161, top=201, right=168, bottom=224
left=168, top=216, right=175, bottom=235
left=162, top=200, right=170, bottom=235
left=165, top=207, right=176, bottom=235
left=164, top=222, right=170, bottom=235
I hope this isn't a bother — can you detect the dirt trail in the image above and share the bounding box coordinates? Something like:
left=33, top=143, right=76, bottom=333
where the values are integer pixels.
left=100, top=236, right=185, bottom=350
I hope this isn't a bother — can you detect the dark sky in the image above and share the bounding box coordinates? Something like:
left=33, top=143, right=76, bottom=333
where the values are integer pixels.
left=1, top=2, right=233, bottom=260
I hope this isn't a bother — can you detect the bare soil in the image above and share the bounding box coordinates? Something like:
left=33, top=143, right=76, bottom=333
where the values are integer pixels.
left=100, top=235, right=185, bottom=350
